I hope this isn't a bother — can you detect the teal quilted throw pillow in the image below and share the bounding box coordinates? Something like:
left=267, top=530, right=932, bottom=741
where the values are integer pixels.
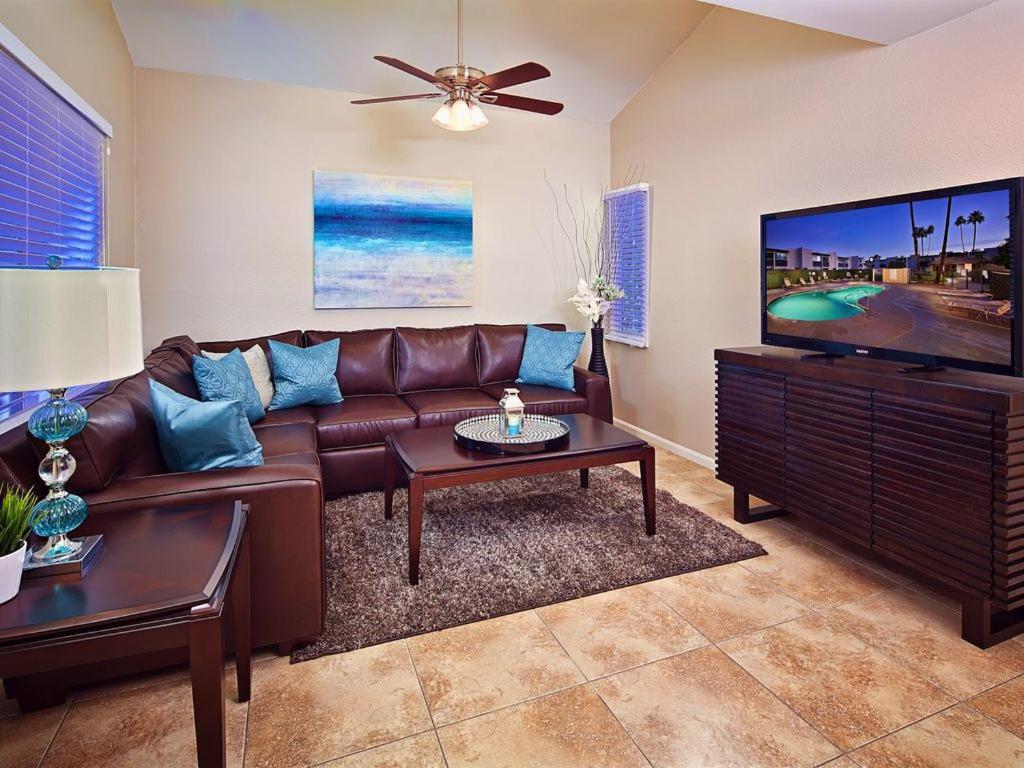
left=268, top=338, right=343, bottom=410
left=516, top=324, right=585, bottom=392
left=149, top=380, right=263, bottom=472
left=192, top=348, right=265, bottom=423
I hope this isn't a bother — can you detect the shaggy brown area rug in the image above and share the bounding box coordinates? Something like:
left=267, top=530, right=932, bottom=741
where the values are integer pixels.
left=293, top=466, right=764, bottom=662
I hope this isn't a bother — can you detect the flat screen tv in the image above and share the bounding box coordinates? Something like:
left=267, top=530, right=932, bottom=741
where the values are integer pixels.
left=761, top=177, right=1023, bottom=376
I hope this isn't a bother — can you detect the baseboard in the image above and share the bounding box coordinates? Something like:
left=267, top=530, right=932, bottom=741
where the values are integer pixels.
left=612, top=417, right=716, bottom=471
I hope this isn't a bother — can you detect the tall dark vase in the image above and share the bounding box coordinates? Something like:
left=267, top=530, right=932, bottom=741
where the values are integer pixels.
left=588, top=325, right=608, bottom=377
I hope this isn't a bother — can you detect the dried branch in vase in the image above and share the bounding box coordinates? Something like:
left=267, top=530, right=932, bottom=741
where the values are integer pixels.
left=545, top=163, right=644, bottom=327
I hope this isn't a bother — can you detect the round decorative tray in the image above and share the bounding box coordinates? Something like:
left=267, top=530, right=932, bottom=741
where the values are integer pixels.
left=454, top=414, right=570, bottom=455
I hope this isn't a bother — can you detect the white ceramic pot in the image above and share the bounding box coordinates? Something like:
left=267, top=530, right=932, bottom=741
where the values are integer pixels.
left=0, top=540, right=26, bottom=604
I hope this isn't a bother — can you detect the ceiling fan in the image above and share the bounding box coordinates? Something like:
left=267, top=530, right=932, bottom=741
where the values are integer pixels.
left=351, top=0, right=564, bottom=132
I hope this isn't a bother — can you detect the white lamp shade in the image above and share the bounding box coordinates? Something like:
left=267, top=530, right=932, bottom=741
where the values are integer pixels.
left=0, top=267, right=144, bottom=392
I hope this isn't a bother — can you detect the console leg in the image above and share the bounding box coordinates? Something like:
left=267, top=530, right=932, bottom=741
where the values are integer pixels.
left=963, top=596, right=1024, bottom=649
left=732, top=488, right=788, bottom=524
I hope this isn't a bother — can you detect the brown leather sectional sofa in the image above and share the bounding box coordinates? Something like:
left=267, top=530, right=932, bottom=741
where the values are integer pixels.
left=0, top=323, right=611, bottom=660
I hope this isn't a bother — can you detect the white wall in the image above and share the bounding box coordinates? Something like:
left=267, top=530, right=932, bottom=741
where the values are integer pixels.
left=610, top=0, right=1024, bottom=459
left=134, top=68, right=609, bottom=348
left=0, top=0, right=135, bottom=266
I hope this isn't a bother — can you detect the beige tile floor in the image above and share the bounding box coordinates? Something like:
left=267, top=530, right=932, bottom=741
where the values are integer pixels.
left=5, top=449, right=1024, bottom=767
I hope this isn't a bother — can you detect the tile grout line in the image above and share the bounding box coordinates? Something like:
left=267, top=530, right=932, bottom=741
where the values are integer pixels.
left=302, top=727, right=439, bottom=768
left=589, top=684, right=655, bottom=768
left=531, top=608, right=589, bottom=682
left=35, top=699, right=72, bottom=768
left=531, top=604, right=656, bottom=766
left=402, top=639, right=451, bottom=768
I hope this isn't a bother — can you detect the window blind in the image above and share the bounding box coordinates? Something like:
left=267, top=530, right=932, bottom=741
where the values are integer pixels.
left=0, top=43, right=106, bottom=269
left=604, top=184, right=650, bottom=347
left=0, top=36, right=108, bottom=427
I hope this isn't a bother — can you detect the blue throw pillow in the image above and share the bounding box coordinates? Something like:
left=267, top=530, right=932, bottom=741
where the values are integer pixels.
left=149, top=379, right=263, bottom=472
left=516, top=324, right=586, bottom=391
left=268, top=338, right=343, bottom=410
left=192, top=348, right=265, bottom=423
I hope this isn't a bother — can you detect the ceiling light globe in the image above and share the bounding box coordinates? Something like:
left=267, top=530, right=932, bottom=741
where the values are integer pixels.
left=448, top=97, right=473, bottom=131
left=468, top=101, right=488, bottom=129
left=431, top=101, right=453, bottom=129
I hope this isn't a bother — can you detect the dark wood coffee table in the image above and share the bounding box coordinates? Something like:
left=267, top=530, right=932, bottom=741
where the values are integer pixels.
left=0, top=501, right=251, bottom=768
left=384, top=413, right=656, bottom=584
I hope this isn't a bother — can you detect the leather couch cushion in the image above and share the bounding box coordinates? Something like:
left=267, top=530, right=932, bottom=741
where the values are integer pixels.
left=481, top=383, right=588, bottom=417
left=305, top=329, right=396, bottom=396
left=401, top=389, right=498, bottom=428
left=477, top=323, right=565, bottom=385
left=258, top=406, right=316, bottom=426
left=146, top=345, right=201, bottom=400
left=315, top=395, right=417, bottom=450
left=252, top=422, right=318, bottom=459
left=396, top=326, right=477, bottom=393
left=199, top=330, right=303, bottom=374
left=60, top=389, right=137, bottom=493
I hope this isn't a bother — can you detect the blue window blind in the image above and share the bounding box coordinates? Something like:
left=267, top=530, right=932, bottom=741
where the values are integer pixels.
left=0, top=44, right=105, bottom=268
left=604, top=184, right=650, bottom=347
left=0, top=40, right=107, bottom=425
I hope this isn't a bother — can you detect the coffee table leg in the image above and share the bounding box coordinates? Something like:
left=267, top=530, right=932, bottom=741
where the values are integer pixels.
left=190, top=616, right=226, bottom=768
left=232, top=527, right=252, bottom=703
left=640, top=446, right=656, bottom=535
left=580, top=468, right=589, bottom=488
left=384, top=441, right=395, bottom=521
left=409, top=474, right=423, bottom=585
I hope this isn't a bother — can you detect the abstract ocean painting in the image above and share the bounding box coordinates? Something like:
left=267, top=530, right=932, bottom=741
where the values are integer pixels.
left=313, top=171, right=473, bottom=308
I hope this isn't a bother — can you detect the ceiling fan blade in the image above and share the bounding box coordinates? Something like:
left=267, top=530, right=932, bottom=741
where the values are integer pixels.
left=481, top=92, right=563, bottom=115
left=351, top=93, right=443, bottom=105
left=473, top=62, right=550, bottom=92
left=373, top=56, right=443, bottom=86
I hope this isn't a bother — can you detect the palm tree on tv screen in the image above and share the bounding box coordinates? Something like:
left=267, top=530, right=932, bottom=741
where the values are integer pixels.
left=955, top=214, right=968, bottom=254
left=968, top=209, right=986, bottom=253
left=934, top=196, right=953, bottom=284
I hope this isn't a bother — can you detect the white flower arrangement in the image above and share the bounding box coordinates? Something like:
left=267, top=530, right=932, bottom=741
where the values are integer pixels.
left=568, top=276, right=625, bottom=327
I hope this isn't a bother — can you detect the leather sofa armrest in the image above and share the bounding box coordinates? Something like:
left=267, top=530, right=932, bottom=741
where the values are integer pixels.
left=82, top=464, right=323, bottom=514
left=573, top=366, right=612, bottom=423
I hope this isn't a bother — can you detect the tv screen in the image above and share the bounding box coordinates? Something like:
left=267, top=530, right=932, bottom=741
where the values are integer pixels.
left=761, top=177, right=1023, bottom=376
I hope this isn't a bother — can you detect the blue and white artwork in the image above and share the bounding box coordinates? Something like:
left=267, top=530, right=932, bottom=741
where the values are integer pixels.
left=313, top=171, right=473, bottom=308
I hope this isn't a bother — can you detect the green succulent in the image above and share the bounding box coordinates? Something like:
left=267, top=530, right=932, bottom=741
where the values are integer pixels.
left=0, top=485, right=37, bottom=558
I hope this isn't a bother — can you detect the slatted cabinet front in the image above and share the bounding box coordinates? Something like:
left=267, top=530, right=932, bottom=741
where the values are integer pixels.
left=715, top=362, right=1005, bottom=605
left=872, top=392, right=994, bottom=599
left=785, top=376, right=872, bottom=545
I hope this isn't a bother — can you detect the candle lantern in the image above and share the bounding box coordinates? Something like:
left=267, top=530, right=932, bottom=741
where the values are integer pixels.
left=498, top=388, right=526, bottom=437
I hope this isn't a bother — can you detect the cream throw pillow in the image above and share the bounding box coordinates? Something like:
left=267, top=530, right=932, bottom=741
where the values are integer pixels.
left=201, top=345, right=275, bottom=409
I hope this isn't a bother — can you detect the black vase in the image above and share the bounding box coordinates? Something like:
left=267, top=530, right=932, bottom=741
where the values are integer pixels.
left=588, top=325, right=608, bottom=378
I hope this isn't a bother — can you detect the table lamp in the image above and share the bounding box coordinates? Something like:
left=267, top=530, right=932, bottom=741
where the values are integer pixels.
left=0, top=264, right=143, bottom=562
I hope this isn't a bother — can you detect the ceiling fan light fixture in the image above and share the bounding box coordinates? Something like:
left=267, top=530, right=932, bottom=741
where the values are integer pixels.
left=432, top=96, right=487, bottom=132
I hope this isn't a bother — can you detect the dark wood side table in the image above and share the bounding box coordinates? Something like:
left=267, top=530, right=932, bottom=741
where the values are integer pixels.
left=0, top=501, right=251, bottom=768
left=384, top=414, right=656, bottom=584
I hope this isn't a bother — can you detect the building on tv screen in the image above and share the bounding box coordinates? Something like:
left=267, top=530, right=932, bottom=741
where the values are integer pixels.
left=764, top=188, right=1013, bottom=367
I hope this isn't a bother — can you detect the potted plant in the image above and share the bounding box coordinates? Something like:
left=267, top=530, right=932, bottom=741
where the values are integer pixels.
left=567, top=276, right=625, bottom=376
left=0, top=485, right=37, bottom=604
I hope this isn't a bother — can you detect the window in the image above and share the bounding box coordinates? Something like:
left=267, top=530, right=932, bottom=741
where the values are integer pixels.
left=0, top=25, right=110, bottom=426
left=604, top=183, right=651, bottom=347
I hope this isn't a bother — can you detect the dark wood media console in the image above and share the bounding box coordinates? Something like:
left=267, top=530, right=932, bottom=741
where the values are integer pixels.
left=715, top=346, right=1024, bottom=648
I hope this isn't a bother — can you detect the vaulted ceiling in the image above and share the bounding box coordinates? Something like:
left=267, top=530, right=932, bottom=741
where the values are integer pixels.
left=111, top=0, right=713, bottom=123
left=111, top=0, right=998, bottom=124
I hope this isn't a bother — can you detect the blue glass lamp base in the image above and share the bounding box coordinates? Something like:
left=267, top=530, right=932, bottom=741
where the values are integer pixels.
left=27, top=389, right=90, bottom=562
left=32, top=532, right=84, bottom=562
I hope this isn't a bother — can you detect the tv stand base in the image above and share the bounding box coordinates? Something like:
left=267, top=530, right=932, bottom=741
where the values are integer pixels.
left=733, top=490, right=789, bottom=524
left=963, top=597, right=1024, bottom=649
left=899, top=364, right=946, bottom=374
